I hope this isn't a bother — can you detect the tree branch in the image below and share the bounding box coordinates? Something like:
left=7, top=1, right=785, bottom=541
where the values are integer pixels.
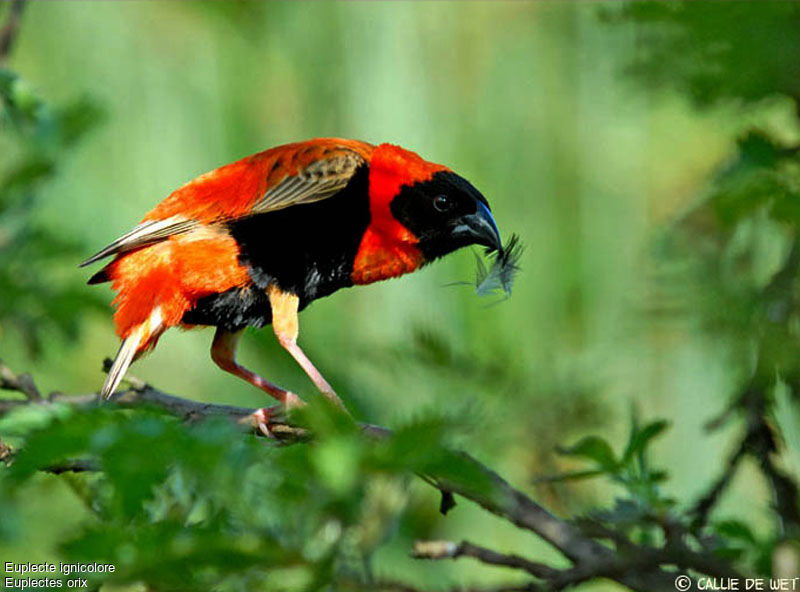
left=690, top=437, right=747, bottom=529
left=0, top=362, right=742, bottom=591
left=1, top=359, right=42, bottom=401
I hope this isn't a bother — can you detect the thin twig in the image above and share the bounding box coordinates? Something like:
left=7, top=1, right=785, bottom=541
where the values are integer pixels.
left=44, top=458, right=99, bottom=474
left=735, top=386, right=800, bottom=534
left=412, top=540, right=558, bottom=580
left=426, top=453, right=677, bottom=591
left=572, top=517, right=637, bottom=550
left=690, top=437, right=747, bottom=528
left=0, top=0, right=25, bottom=63
left=0, top=359, right=42, bottom=401
left=749, top=417, right=800, bottom=534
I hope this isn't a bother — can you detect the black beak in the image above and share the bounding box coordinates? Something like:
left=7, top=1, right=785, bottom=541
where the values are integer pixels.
left=458, top=201, right=502, bottom=253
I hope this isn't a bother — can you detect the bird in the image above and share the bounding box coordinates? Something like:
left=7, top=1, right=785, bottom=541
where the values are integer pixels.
left=81, top=138, right=503, bottom=427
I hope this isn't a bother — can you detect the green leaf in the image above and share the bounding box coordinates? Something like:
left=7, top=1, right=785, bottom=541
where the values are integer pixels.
left=714, top=519, right=757, bottom=543
left=773, top=377, right=800, bottom=482
left=0, top=401, right=73, bottom=437
left=623, top=420, right=669, bottom=462
left=558, top=436, right=618, bottom=471
left=61, top=521, right=297, bottom=591
left=311, top=436, right=361, bottom=496
left=370, top=414, right=454, bottom=473
left=531, top=469, right=605, bottom=484
left=50, top=96, right=105, bottom=147
left=604, top=3, right=800, bottom=109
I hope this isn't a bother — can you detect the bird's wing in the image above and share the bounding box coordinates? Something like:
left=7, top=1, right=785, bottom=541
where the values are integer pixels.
left=80, top=215, right=197, bottom=267
left=249, top=147, right=367, bottom=215
left=81, top=140, right=372, bottom=267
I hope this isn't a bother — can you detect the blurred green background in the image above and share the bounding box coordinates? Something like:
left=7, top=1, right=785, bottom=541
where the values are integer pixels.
left=1, top=1, right=798, bottom=590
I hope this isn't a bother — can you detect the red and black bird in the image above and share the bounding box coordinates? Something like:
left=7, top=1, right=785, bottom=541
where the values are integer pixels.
left=82, top=138, right=502, bottom=419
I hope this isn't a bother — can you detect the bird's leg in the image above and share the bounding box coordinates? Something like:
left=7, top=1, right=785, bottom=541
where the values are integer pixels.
left=267, top=284, right=348, bottom=411
left=211, top=327, right=304, bottom=435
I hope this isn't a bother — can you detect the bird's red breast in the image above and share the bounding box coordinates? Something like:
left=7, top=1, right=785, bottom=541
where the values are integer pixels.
left=352, top=144, right=450, bottom=284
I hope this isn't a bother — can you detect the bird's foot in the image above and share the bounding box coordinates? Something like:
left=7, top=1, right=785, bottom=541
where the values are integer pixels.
left=244, top=392, right=306, bottom=437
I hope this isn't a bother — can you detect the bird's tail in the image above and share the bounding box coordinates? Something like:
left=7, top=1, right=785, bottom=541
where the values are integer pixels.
left=101, top=325, right=143, bottom=399
left=101, top=306, right=165, bottom=399
left=94, top=232, right=245, bottom=398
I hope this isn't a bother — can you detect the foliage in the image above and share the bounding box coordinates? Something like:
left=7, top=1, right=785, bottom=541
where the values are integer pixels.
left=606, top=0, right=800, bottom=575
left=0, top=66, right=104, bottom=355
left=1, top=1, right=800, bottom=591
left=548, top=419, right=778, bottom=574
left=0, top=400, right=486, bottom=591
left=601, top=2, right=800, bottom=108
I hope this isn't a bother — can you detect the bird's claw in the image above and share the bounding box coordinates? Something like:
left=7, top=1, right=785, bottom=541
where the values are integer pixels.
left=251, top=407, right=276, bottom=437
left=244, top=392, right=306, bottom=438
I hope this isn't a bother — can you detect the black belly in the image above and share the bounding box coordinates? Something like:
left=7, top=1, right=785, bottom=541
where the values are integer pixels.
left=182, top=286, right=272, bottom=331
left=180, top=165, right=371, bottom=332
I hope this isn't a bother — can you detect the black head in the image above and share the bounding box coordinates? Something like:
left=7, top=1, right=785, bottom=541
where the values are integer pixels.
left=389, top=170, right=502, bottom=262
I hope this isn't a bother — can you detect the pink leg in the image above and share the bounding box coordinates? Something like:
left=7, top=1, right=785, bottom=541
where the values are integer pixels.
left=276, top=334, right=342, bottom=406
left=211, top=328, right=304, bottom=434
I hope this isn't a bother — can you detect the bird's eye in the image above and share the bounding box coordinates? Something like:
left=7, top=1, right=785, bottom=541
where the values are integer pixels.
left=433, top=194, right=452, bottom=213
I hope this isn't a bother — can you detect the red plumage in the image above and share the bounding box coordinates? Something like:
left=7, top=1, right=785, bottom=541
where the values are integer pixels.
left=83, top=137, right=501, bottom=421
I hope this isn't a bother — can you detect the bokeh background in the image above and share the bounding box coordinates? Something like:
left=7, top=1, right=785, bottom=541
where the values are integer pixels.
left=2, top=2, right=798, bottom=590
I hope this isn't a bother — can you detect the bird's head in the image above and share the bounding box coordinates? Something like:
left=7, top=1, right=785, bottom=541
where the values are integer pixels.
left=368, top=144, right=502, bottom=265
left=390, top=169, right=501, bottom=261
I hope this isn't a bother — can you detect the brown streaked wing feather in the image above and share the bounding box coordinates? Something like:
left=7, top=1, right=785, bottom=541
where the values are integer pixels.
left=249, top=148, right=366, bottom=215
left=80, top=215, right=197, bottom=267
left=82, top=142, right=371, bottom=268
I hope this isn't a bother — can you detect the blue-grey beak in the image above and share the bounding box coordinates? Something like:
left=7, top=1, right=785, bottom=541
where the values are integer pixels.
left=460, top=201, right=502, bottom=253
